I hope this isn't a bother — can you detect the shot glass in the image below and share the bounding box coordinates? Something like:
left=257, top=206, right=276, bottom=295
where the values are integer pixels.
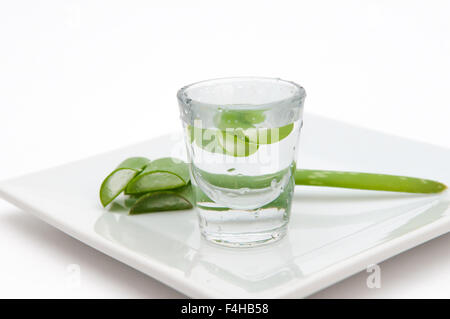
left=177, top=77, right=305, bottom=247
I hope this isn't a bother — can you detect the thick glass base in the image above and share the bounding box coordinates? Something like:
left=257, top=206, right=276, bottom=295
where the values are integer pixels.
left=196, top=201, right=291, bottom=248
left=201, top=224, right=288, bottom=248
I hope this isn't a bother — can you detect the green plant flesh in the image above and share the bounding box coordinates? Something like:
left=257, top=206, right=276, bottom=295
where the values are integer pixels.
left=188, top=109, right=293, bottom=157
left=99, top=157, right=150, bottom=207
left=216, top=131, right=260, bottom=157
left=125, top=157, right=190, bottom=194
left=242, top=123, right=294, bottom=144
left=193, top=167, right=447, bottom=194
left=128, top=185, right=193, bottom=215
left=214, top=109, right=266, bottom=130
left=295, top=169, right=447, bottom=194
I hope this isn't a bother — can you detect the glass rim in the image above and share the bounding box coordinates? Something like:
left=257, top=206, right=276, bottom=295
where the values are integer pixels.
left=177, top=76, right=306, bottom=109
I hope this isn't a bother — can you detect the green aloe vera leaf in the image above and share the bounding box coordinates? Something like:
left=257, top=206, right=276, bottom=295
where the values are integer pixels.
left=116, top=166, right=447, bottom=215
left=125, top=157, right=190, bottom=194
left=130, top=167, right=446, bottom=214
left=99, top=157, right=150, bottom=207
left=242, top=123, right=294, bottom=144
left=194, top=166, right=447, bottom=194
left=129, top=185, right=193, bottom=214
left=295, top=169, right=447, bottom=194
left=216, top=130, right=259, bottom=157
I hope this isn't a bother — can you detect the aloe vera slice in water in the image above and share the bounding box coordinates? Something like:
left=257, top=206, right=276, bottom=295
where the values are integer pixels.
left=189, top=126, right=259, bottom=157
left=217, top=131, right=259, bottom=157
left=192, top=127, right=226, bottom=155
left=214, top=109, right=266, bottom=130
left=215, top=109, right=294, bottom=145
left=242, top=123, right=294, bottom=144
left=99, top=157, right=150, bottom=207
left=125, top=157, right=190, bottom=194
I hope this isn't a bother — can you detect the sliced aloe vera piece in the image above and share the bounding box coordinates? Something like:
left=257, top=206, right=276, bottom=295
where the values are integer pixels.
left=129, top=185, right=193, bottom=214
left=99, top=157, right=150, bottom=207
left=217, top=131, right=259, bottom=157
left=189, top=126, right=257, bottom=157
left=187, top=125, right=218, bottom=152
left=214, top=109, right=266, bottom=130
left=242, top=123, right=294, bottom=144
left=125, top=157, right=190, bottom=194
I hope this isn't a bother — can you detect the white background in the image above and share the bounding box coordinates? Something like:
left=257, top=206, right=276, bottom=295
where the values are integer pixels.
left=0, top=0, right=449, bottom=298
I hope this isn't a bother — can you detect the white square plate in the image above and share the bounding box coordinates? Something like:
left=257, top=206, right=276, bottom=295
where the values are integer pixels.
left=0, top=114, right=449, bottom=298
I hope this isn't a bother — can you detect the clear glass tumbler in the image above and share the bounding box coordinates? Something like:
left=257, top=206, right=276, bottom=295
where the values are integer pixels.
left=177, top=77, right=305, bottom=247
